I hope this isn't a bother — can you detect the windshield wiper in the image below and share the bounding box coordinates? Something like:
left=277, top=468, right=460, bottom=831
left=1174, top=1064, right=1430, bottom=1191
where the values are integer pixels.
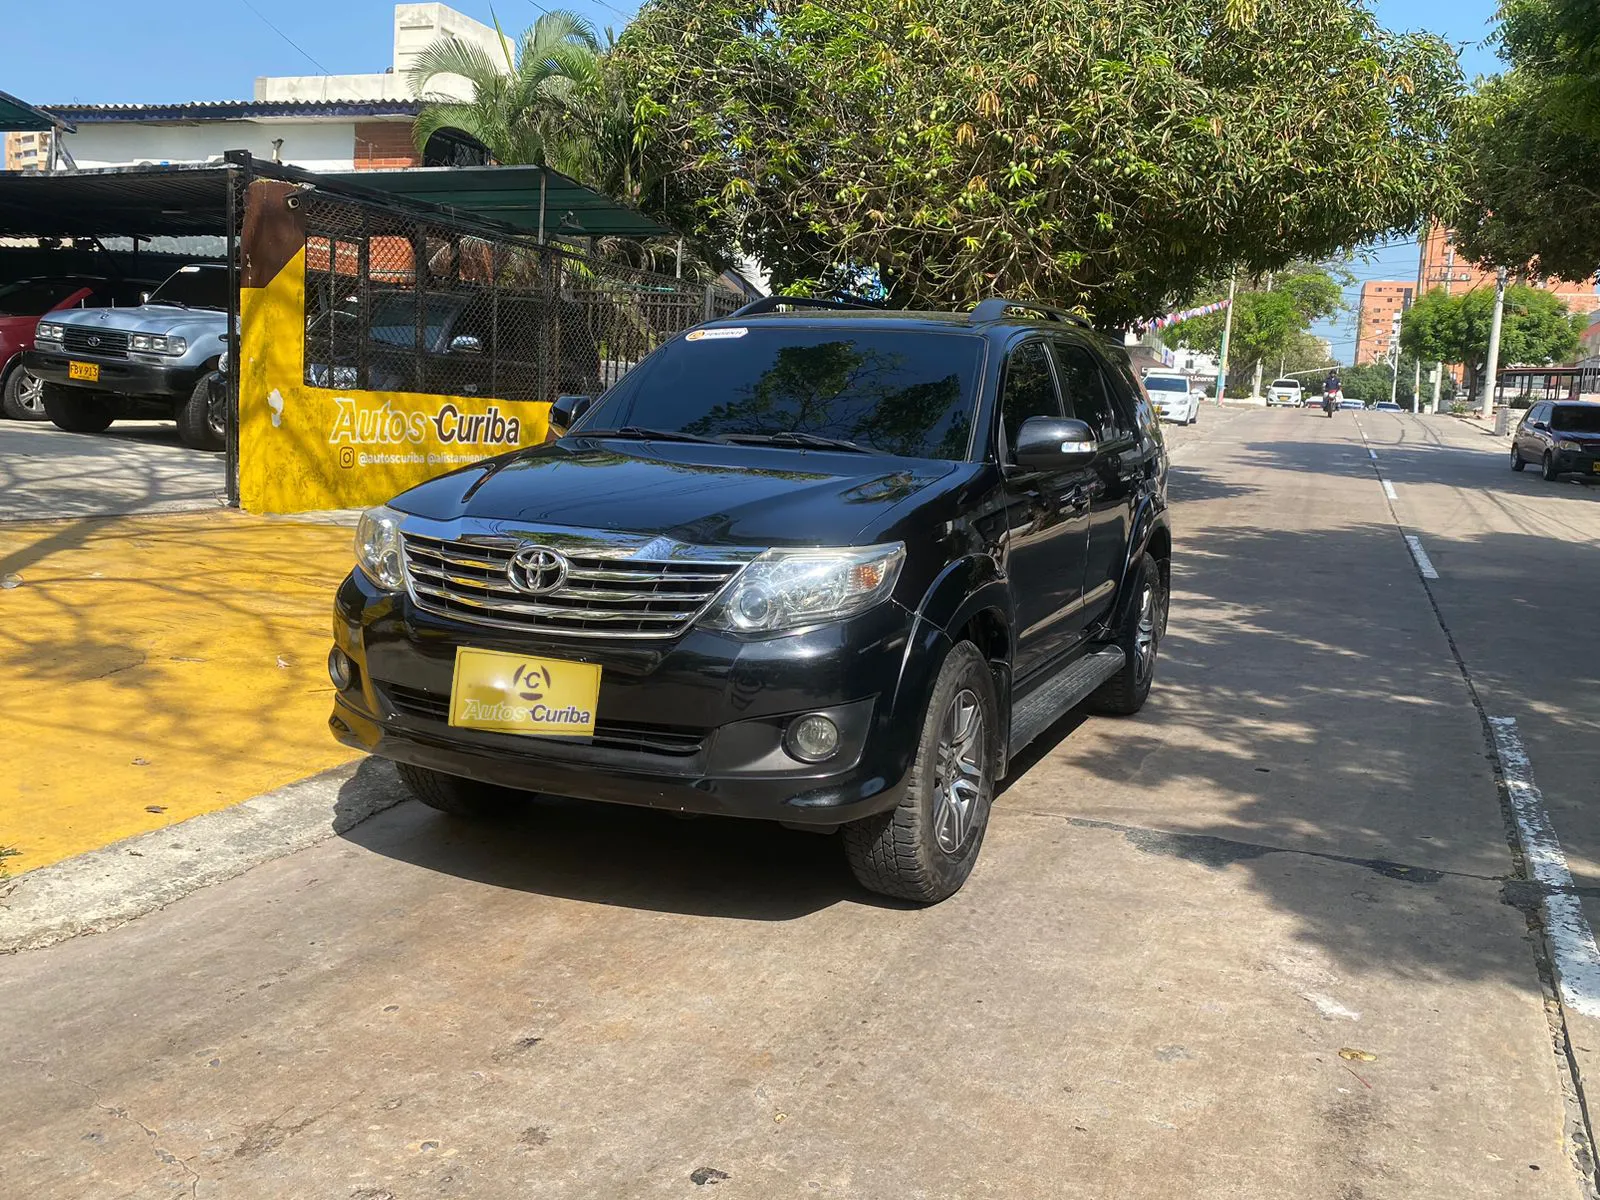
left=722, top=431, right=872, bottom=453
left=581, top=426, right=721, bottom=444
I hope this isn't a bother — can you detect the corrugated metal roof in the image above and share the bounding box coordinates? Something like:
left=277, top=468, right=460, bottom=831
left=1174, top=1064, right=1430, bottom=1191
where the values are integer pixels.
left=0, top=89, right=73, bottom=133
left=45, top=100, right=424, bottom=122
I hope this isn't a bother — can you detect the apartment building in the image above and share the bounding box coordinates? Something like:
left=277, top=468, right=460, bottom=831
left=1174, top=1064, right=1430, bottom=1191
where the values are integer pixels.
left=4, top=130, right=51, bottom=171
left=1355, top=280, right=1412, bottom=365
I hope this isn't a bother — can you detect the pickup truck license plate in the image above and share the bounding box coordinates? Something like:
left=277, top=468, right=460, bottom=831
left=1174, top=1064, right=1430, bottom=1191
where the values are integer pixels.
left=68, top=360, right=99, bottom=382
left=448, top=646, right=600, bottom=737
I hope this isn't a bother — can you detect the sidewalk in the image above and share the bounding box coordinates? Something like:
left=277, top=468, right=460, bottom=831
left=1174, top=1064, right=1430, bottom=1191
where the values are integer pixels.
left=0, top=509, right=359, bottom=875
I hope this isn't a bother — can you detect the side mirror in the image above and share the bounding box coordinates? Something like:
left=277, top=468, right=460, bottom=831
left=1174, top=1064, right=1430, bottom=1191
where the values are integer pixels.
left=550, top=393, right=594, bottom=434
left=449, top=334, right=483, bottom=355
left=1014, top=416, right=1098, bottom=470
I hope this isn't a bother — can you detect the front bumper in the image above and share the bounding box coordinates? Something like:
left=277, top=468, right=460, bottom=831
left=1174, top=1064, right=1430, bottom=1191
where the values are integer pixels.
left=1552, top=450, right=1600, bottom=476
left=329, top=571, right=946, bottom=826
left=23, top=349, right=204, bottom=399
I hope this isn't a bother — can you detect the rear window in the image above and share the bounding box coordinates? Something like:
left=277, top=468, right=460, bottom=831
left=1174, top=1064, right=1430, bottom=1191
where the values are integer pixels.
left=1143, top=376, right=1188, bottom=393
left=581, top=326, right=984, bottom=460
left=1551, top=405, right=1600, bottom=433
left=0, top=278, right=89, bottom=316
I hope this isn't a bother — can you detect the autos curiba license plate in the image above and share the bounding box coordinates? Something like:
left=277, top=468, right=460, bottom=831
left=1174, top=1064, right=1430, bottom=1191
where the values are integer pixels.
left=448, top=647, right=601, bottom=737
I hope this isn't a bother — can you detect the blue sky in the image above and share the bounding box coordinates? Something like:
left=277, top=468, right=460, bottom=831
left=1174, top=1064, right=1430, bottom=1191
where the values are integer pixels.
left=6, top=0, right=1506, bottom=360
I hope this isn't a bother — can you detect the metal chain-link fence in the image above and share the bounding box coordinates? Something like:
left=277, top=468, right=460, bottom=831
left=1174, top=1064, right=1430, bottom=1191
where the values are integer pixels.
left=299, top=189, right=742, bottom=404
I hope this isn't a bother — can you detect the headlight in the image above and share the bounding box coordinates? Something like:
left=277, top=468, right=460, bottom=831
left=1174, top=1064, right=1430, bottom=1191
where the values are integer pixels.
left=36, top=322, right=63, bottom=341
left=132, top=335, right=151, bottom=351
left=354, top=505, right=406, bottom=590
left=166, top=336, right=187, bottom=355
left=700, top=543, right=905, bottom=634
left=1557, top=439, right=1582, bottom=451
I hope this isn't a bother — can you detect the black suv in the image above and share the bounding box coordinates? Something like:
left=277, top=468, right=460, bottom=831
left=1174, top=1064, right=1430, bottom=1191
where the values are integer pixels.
left=329, top=298, right=1171, bottom=903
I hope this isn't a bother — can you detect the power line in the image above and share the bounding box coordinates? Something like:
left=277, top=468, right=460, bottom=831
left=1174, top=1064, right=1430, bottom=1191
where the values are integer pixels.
left=236, top=0, right=330, bottom=74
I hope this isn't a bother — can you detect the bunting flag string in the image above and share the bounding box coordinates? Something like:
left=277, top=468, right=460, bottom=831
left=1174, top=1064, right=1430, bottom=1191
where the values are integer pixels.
left=1135, top=298, right=1231, bottom=332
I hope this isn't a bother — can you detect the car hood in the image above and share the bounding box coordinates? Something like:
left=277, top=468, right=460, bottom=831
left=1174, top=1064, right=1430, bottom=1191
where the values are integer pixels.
left=53, top=304, right=228, bottom=336
left=392, top=437, right=958, bottom=548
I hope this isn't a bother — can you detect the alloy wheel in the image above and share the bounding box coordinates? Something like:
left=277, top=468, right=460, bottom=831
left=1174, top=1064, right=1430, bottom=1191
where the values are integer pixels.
left=1134, top=581, right=1158, bottom=683
left=16, top=371, right=44, bottom=416
left=932, top=688, right=986, bottom=854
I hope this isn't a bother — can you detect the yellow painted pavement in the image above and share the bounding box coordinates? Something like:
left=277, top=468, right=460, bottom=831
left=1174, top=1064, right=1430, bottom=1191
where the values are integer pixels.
left=0, top=510, right=361, bottom=874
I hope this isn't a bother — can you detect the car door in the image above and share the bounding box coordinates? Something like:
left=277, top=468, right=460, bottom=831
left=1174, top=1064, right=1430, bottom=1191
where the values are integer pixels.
left=1521, top=403, right=1547, bottom=460
left=998, top=338, right=1094, bottom=681
left=1054, top=338, right=1140, bottom=629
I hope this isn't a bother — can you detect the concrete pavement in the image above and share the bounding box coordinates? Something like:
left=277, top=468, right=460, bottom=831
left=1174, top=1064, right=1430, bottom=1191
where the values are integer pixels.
left=0, top=420, right=224, bottom=520
left=0, top=408, right=1591, bottom=1198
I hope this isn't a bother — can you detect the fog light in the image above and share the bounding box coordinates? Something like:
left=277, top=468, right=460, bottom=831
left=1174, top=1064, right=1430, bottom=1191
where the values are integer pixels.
left=328, top=646, right=355, bottom=690
left=787, top=713, right=840, bottom=762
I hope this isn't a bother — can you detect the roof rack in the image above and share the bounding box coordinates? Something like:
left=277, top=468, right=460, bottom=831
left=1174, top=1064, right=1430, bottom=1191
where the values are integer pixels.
left=968, top=298, right=1094, bottom=330
left=728, top=295, right=881, bottom=318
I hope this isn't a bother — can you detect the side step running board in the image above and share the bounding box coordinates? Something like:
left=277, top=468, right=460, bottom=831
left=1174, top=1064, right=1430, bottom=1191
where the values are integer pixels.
left=1008, top=647, right=1126, bottom=758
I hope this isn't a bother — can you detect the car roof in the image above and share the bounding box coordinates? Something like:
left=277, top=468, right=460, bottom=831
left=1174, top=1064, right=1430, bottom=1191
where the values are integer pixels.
left=696, top=300, right=1123, bottom=347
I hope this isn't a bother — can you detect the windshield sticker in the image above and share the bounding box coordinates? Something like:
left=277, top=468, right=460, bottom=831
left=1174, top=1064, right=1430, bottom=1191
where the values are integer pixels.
left=686, top=327, right=748, bottom=342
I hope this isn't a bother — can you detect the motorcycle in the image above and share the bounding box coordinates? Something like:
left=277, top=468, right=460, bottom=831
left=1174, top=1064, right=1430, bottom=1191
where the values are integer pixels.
left=1322, top=386, right=1339, bottom=417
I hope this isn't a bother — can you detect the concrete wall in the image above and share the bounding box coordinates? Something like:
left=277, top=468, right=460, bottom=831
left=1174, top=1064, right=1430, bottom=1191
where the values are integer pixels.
left=61, top=122, right=360, bottom=172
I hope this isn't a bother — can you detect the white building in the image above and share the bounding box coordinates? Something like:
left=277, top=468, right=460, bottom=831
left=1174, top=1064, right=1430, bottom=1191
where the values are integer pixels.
left=253, top=3, right=512, bottom=104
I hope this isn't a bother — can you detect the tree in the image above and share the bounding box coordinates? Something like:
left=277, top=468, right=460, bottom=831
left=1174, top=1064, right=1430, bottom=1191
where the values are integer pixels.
left=1400, top=284, right=1584, bottom=398
left=1454, top=0, right=1600, bottom=279
left=1160, top=265, right=1345, bottom=392
left=613, top=0, right=1463, bottom=321
left=1339, top=361, right=1410, bottom=405
left=409, top=10, right=601, bottom=174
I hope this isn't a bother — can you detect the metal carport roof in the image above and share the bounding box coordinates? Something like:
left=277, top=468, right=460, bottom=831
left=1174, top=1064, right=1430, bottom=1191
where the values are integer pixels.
left=0, top=90, right=73, bottom=134
left=0, top=156, right=673, bottom=241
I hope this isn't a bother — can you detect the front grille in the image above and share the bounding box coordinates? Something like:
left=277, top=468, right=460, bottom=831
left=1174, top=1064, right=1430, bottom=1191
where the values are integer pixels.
left=60, top=327, right=129, bottom=359
left=381, top=680, right=706, bottom=757
left=401, top=532, right=745, bottom=640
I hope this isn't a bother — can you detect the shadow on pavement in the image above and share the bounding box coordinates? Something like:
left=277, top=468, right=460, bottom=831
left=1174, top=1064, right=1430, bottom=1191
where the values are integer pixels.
left=337, top=765, right=895, bottom=921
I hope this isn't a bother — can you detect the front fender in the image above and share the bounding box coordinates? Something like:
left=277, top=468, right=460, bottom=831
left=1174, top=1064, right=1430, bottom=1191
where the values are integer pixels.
left=1102, top=497, right=1170, bottom=634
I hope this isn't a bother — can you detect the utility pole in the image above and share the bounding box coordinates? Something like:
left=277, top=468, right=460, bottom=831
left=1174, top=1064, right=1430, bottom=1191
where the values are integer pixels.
left=1412, top=358, right=1422, bottom=414
left=1481, top=265, right=1508, bottom=421
left=1251, top=272, right=1273, bottom=401
left=1214, top=276, right=1237, bottom=404
left=1389, top=347, right=1401, bottom=407
left=1431, top=242, right=1456, bottom=413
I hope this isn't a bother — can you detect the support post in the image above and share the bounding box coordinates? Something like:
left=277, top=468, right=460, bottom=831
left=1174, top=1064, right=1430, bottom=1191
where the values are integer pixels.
left=1214, top=276, right=1237, bottom=403
left=1482, top=266, right=1508, bottom=421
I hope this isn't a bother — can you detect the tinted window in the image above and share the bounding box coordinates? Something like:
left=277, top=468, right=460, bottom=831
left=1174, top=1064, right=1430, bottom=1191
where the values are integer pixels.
left=1055, top=342, right=1129, bottom=439
left=999, top=340, right=1062, bottom=451
left=1552, top=405, right=1600, bottom=433
left=584, top=327, right=983, bottom=460
left=1272, top=378, right=1300, bottom=389
left=1143, top=376, right=1188, bottom=393
left=0, top=278, right=90, bottom=315
left=148, top=266, right=228, bottom=310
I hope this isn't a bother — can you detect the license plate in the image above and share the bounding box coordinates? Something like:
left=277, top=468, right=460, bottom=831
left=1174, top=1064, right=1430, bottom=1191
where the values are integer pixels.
left=1592, top=462, right=1600, bottom=474
left=448, top=647, right=600, bottom=738
left=68, top=360, right=99, bottom=382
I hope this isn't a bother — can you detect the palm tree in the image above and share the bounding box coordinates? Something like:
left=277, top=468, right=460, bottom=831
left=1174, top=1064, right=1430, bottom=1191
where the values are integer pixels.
left=408, top=10, right=600, bottom=171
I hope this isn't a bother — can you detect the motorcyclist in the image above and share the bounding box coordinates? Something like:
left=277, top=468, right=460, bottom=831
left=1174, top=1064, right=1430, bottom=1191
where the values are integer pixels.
left=1323, top=370, right=1341, bottom=415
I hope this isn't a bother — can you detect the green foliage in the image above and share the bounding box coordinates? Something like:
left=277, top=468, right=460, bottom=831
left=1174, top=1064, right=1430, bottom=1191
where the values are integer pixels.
left=1162, top=265, right=1345, bottom=384
left=1454, top=0, right=1600, bottom=278
left=0, top=844, right=17, bottom=883
left=1340, top=361, right=1408, bottom=404
left=1400, top=284, right=1584, bottom=391
left=614, top=0, right=1464, bottom=322
left=409, top=10, right=601, bottom=173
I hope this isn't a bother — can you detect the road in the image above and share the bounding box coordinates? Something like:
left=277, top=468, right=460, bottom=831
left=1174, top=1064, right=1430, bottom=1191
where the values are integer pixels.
left=0, top=420, right=223, bottom=521
left=3, top=407, right=1598, bottom=1199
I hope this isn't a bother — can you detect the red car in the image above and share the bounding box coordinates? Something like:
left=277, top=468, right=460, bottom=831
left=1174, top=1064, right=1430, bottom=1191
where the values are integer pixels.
left=0, top=276, right=152, bottom=420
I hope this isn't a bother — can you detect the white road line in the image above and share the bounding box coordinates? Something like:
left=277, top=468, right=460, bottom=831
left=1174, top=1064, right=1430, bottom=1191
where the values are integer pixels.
left=1404, top=534, right=1439, bottom=579
left=1382, top=479, right=1398, bottom=501
left=1491, top=717, right=1600, bottom=1020
left=1368, top=448, right=1378, bottom=460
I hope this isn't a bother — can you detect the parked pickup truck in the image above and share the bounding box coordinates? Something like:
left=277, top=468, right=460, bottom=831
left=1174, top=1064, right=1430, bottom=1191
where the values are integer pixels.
left=327, top=296, right=1173, bottom=904
left=25, top=263, right=230, bottom=450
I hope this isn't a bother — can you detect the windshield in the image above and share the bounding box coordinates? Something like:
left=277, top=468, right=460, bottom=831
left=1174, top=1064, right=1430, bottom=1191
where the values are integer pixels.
left=1552, top=405, right=1600, bottom=433
left=311, top=293, right=462, bottom=354
left=579, top=327, right=984, bottom=459
left=1143, top=377, right=1188, bottom=393
left=1272, top=379, right=1300, bottom=389
left=0, top=278, right=89, bottom=316
left=148, top=266, right=228, bottom=310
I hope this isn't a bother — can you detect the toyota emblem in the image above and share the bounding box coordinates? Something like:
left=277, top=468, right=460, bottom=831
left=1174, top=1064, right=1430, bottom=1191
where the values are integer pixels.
left=506, top=545, right=569, bottom=595
left=86, top=336, right=100, bottom=347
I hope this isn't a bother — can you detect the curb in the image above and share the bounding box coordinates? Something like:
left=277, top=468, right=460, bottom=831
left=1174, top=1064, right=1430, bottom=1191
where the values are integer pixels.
left=0, top=759, right=402, bottom=954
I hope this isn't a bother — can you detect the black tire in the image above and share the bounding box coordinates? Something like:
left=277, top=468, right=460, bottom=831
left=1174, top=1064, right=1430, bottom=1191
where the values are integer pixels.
left=1088, top=552, right=1166, bottom=717
left=2, top=365, right=48, bottom=421
left=1510, top=445, right=1526, bottom=471
left=41, top=382, right=116, bottom=433
left=842, top=641, right=999, bottom=904
left=177, top=371, right=225, bottom=452
left=1543, top=452, right=1561, bottom=482
left=396, top=761, right=515, bottom=818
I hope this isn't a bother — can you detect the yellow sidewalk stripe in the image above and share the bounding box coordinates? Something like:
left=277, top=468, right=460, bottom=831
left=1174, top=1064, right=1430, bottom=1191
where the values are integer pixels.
left=0, top=509, right=361, bottom=874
